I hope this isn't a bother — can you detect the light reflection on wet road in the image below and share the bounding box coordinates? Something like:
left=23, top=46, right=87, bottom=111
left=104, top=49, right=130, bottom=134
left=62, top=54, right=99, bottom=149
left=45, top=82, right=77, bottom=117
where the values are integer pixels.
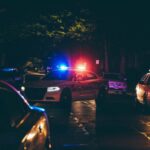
left=35, top=95, right=150, bottom=150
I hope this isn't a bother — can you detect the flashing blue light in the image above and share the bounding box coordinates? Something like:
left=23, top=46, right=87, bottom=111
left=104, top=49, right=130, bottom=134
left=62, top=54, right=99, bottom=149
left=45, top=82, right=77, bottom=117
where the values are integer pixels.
left=59, top=65, right=68, bottom=71
left=1, top=68, right=16, bottom=72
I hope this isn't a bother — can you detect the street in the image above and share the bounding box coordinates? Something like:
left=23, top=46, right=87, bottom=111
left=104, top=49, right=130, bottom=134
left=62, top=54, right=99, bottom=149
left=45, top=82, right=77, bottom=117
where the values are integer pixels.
left=34, top=94, right=150, bottom=150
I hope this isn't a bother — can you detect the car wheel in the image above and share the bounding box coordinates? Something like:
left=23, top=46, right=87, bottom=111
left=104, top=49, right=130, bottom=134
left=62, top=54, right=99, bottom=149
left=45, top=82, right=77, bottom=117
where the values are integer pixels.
left=95, top=87, right=107, bottom=111
left=60, top=89, right=72, bottom=112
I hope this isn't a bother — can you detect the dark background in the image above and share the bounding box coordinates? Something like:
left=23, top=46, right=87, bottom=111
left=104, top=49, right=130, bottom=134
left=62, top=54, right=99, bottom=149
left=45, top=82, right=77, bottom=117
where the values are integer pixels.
left=0, top=1, right=150, bottom=78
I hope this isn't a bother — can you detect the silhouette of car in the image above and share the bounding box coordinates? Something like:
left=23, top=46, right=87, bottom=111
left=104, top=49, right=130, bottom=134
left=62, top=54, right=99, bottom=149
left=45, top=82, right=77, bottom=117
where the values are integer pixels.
left=0, top=80, right=52, bottom=150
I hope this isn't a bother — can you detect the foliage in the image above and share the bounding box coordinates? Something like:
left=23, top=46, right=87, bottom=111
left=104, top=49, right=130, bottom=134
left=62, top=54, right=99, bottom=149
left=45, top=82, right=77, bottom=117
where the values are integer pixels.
left=20, top=10, right=96, bottom=46
left=0, top=8, right=96, bottom=56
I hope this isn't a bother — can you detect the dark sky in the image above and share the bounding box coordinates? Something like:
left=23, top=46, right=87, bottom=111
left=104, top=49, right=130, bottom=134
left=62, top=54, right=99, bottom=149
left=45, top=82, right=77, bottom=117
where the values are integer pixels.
left=1, top=1, right=149, bottom=27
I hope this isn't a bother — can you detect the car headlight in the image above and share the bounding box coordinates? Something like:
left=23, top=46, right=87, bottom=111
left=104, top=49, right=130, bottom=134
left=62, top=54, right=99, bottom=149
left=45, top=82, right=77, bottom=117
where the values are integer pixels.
left=47, top=87, right=60, bottom=92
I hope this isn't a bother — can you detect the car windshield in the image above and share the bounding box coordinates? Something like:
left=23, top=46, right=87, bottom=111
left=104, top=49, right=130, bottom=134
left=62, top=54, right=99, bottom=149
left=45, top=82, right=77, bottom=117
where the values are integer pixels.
left=43, top=70, right=74, bottom=81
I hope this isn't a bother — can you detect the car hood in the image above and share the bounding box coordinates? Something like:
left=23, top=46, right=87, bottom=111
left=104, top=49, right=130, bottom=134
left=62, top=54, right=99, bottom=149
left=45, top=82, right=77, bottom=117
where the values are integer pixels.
left=24, top=80, right=70, bottom=88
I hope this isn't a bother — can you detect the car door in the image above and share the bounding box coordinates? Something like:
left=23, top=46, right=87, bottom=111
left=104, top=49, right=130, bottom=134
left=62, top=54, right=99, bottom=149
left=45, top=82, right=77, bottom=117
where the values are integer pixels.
left=73, top=71, right=99, bottom=100
left=71, top=72, right=85, bottom=100
left=81, top=71, right=100, bottom=99
left=0, top=89, right=26, bottom=150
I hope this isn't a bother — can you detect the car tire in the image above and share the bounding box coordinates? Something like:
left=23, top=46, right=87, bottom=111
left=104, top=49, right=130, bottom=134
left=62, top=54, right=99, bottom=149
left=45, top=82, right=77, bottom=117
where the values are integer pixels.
left=60, top=89, right=72, bottom=112
left=95, top=87, right=107, bottom=111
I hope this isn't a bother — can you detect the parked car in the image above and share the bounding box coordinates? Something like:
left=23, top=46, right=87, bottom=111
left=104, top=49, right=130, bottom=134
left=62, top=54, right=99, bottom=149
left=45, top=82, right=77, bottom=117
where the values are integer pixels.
left=103, top=72, right=127, bottom=95
left=135, top=72, right=150, bottom=110
left=0, top=80, right=52, bottom=150
left=21, top=68, right=107, bottom=109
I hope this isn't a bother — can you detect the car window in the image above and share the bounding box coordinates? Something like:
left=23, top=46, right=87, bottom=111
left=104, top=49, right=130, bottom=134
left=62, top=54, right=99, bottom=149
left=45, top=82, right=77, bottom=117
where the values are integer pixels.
left=43, top=70, right=74, bottom=81
left=75, top=73, right=85, bottom=81
left=85, top=72, right=97, bottom=80
left=24, top=74, right=42, bottom=82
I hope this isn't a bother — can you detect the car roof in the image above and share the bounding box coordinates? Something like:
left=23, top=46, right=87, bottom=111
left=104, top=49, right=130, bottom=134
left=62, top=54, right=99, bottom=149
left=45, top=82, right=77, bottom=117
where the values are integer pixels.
left=51, top=68, right=98, bottom=74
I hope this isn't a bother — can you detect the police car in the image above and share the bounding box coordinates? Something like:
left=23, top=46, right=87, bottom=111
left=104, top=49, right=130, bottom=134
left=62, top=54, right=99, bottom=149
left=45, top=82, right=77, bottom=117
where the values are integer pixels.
left=135, top=71, right=150, bottom=110
left=21, top=66, right=106, bottom=109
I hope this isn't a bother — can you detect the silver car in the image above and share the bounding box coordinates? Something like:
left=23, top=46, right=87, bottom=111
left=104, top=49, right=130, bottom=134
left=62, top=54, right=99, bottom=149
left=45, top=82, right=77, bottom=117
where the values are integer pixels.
left=22, top=69, right=106, bottom=108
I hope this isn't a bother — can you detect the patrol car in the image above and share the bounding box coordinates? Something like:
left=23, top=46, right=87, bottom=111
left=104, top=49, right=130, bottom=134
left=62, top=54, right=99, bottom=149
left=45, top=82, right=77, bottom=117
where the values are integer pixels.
left=21, top=67, right=107, bottom=109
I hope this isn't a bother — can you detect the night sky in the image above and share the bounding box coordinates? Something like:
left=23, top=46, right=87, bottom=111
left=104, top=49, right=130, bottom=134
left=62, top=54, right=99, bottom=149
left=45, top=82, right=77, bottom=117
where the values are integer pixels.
left=0, top=0, right=150, bottom=68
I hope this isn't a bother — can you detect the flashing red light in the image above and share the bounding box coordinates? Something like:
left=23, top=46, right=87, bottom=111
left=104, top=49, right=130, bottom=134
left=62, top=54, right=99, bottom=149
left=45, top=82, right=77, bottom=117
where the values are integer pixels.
left=76, top=64, right=86, bottom=71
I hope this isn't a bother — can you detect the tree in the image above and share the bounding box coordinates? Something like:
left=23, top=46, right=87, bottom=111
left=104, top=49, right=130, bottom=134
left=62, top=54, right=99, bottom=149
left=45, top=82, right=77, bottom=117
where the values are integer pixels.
left=0, top=7, right=96, bottom=56
left=20, top=9, right=96, bottom=51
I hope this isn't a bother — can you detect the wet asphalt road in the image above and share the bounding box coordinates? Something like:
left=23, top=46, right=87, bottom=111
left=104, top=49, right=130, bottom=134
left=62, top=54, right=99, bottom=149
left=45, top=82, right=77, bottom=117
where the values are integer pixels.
left=35, top=94, right=150, bottom=150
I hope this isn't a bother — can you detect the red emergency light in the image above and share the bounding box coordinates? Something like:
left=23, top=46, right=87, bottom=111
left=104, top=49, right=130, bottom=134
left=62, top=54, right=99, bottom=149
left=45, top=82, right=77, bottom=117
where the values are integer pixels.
left=76, top=64, right=86, bottom=71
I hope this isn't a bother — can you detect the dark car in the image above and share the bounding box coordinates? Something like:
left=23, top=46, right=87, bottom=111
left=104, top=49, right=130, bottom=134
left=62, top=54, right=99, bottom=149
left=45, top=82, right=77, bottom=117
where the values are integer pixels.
left=0, top=80, right=52, bottom=150
left=103, top=72, right=127, bottom=95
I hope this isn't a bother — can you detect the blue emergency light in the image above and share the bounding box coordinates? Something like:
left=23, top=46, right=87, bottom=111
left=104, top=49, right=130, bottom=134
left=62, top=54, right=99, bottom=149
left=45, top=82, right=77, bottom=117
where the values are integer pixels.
left=59, top=64, right=68, bottom=71
left=1, top=68, right=16, bottom=72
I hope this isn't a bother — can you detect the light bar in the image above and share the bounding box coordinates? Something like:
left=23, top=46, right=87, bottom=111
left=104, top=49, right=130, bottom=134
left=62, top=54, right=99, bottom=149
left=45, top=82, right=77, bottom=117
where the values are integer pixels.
left=76, top=64, right=86, bottom=71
